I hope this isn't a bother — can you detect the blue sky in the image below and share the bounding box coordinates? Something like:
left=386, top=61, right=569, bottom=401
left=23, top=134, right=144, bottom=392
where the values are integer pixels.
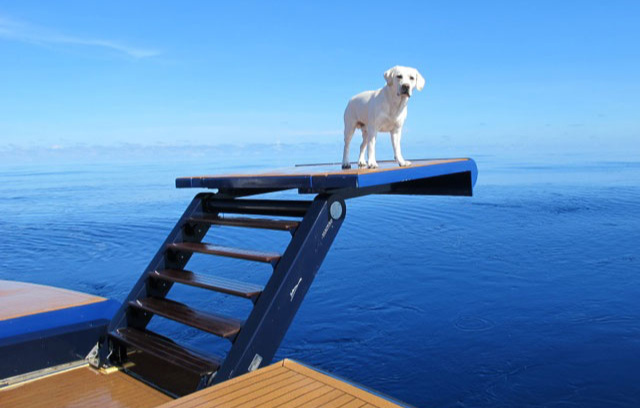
left=1, top=1, right=639, bottom=157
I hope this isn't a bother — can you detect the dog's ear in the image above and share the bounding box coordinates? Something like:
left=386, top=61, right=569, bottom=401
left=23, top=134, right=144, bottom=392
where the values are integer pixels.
left=415, top=69, right=425, bottom=91
left=383, top=66, right=397, bottom=87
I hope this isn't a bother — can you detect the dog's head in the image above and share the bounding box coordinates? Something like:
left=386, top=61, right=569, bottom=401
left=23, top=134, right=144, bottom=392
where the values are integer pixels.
left=383, top=66, right=425, bottom=98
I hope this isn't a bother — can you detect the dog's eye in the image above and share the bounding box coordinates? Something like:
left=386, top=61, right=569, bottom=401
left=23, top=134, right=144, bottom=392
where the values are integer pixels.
left=396, top=75, right=403, bottom=79
left=410, top=76, right=415, bottom=81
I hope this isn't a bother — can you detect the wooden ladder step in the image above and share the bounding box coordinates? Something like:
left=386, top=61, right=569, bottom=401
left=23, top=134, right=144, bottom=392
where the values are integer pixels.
left=189, top=214, right=300, bottom=231
left=151, top=269, right=263, bottom=300
left=168, top=242, right=281, bottom=264
left=109, top=327, right=221, bottom=375
left=129, top=297, right=243, bottom=340
left=205, top=198, right=312, bottom=217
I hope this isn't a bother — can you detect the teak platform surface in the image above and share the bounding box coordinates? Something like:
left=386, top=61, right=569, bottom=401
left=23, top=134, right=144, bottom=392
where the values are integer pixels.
left=0, top=360, right=411, bottom=408
left=176, top=158, right=477, bottom=193
left=157, top=359, right=411, bottom=408
left=0, top=366, right=171, bottom=408
left=0, top=280, right=105, bottom=321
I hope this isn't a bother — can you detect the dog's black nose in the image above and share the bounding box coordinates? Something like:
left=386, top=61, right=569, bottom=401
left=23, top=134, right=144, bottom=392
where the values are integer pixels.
left=401, top=84, right=410, bottom=92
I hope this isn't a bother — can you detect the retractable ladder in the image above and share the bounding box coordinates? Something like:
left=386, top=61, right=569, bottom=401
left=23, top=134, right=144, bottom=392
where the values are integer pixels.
left=100, top=159, right=477, bottom=396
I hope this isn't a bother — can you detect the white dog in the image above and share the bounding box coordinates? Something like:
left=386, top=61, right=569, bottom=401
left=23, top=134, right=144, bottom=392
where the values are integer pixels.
left=342, top=65, right=425, bottom=169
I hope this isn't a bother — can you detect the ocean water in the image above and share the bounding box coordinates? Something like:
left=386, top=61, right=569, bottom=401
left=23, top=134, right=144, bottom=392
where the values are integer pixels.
left=1, top=145, right=639, bottom=407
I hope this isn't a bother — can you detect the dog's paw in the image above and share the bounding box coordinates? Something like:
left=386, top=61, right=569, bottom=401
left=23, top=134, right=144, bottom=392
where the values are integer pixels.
left=367, top=161, right=379, bottom=169
left=341, top=162, right=351, bottom=170
left=398, top=160, right=412, bottom=167
left=358, top=160, right=367, bottom=168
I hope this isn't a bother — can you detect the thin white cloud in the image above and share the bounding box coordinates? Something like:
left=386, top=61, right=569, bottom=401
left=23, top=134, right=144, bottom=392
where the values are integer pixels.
left=0, top=15, right=160, bottom=58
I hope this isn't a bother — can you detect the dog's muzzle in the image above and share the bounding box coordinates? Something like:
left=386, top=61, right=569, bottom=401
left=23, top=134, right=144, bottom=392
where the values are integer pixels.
left=400, top=84, right=411, bottom=97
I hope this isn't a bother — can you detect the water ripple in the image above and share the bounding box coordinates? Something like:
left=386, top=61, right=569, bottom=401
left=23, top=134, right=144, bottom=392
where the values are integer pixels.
left=454, top=316, right=496, bottom=332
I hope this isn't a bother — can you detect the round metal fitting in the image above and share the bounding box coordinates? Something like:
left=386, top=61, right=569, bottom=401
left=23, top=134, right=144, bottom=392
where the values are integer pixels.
left=329, top=201, right=343, bottom=220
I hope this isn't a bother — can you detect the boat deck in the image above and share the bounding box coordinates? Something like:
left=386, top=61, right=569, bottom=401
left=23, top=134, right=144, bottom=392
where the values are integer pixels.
left=0, top=366, right=171, bottom=408
left=0, top=280, right=105, bottom=321
left=0, top=360, right=411, bottom=408
left=176, top=158, right=477, bottom=195
left=157, top=359, right=410, bottom=408
left=0, top=280, right=119, bottom=381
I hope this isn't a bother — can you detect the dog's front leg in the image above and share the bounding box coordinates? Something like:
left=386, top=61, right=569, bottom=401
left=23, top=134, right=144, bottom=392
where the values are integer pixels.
left=366, top=127, right=379, bottom=168
left=391, top=129, right=411, bottom=167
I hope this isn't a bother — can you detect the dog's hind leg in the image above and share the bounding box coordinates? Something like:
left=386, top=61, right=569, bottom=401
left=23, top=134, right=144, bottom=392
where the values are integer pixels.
left=342, top=121, right=357, bottom=169
left=357, top=126, right=368, bottom=168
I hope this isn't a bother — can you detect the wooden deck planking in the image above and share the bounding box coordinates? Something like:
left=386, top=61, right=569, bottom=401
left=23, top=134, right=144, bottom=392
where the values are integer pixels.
left=0, top=359, right=411, bottom=407
left=158, top=368, right=292, bottom=407
left=229, top=376, right=315, bottom=407
left=284, top=360, right=407, bottom=408
left=157, top=359, right=411, bottom=408
left=176, top=157, right=477, bottom=193
left=181, top=158, right=467, bottom=179
left=296, top=388, right=345, bottom=407
left=339, top=399, right=368, bottom=408
left=0, top=366, right=171, bottom=408
left=0, top=280, right=105, bottom=321
left=186, top=371, right=302, bottom=407
left=260, top=381, right=328, bottom=407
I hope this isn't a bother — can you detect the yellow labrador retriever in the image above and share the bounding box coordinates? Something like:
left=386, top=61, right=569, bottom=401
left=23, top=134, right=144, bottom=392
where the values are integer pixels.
left=342, top=65, right=425, bottom=169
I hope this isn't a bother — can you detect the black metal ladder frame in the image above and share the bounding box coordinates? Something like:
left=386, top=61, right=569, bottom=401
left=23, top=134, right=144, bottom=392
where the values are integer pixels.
left=212, top=193, right=345, bottom=383
left=100, top=167, right=475, bottom=393
left=100, top=190, right=347, bottom=389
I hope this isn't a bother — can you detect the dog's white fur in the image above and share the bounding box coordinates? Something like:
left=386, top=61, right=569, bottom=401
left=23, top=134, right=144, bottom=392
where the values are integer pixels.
left=342, top=65, right=425, bottom=169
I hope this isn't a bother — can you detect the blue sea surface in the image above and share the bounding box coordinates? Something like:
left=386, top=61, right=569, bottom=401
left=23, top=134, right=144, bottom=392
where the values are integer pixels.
left=1, top=145, right=639, bottom=407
